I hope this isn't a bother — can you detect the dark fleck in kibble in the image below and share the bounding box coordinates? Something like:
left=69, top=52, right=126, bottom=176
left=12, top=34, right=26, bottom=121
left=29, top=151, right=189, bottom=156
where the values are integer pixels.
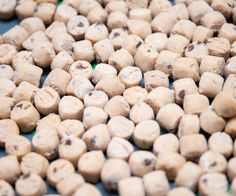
left=178, top=90, right=186, bottom=99
left=65, top=139, right=72, bottom=145
left=187, top=44, right=194, bottom=51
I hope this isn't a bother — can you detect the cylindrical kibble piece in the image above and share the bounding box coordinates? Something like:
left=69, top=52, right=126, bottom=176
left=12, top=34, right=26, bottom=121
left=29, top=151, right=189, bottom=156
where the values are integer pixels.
left=0, top=96, right=15, bottom=119
left=178, top=114, right=200, bottom=137
left=0, top=180, right=14, bottom=196
left=118, top=177, right=145, bottom=196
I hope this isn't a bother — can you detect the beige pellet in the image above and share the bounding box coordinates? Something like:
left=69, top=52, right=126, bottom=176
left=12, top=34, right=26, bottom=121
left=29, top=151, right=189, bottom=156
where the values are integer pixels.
left=67, top=15, right=89, bottom=41
left=13, top=81, right=39, bottom=103
left=78, top=150, right=105, bottom=183
left=173, top=78, right=199, bottom=104
left=15, top=0, right=37, bottom=20
left=3, top=25, right=29, bottom=50
left=144, top=70, right=169, bottom=91
left=107, top=11, right=128, bottom=31
left=87, top=7, right=107, bottom=24
left=153, top=133, right=179, bottom=155
left=0, top=119, right=19, bottom=148
left=54, top=4, right=77, bottom=23
left=83, top=90, right=108, bottom=108
left=12, top=51, right=34, bottom=69
left=178, top=114, right=200, bottom=137
left=200, top=11, right=226, bottom=33
left=148, top=0, right=172, bottom=17
left=225, top=56, right=236, bottom=76
left=211, top=0, right=233, bottom=19
left=126, top=0, right=148, bottom=9
left=32, top=128, right=59, bottom=160
left=168, top=3, right=189, bottom=20
left=183, top=94, right=209, bottom=115
left=58, top=119, right=84, bottom=139
left=145, top=33, right=167, bottom=53
left=0, top=64, right=14, bottom=80
left=156, top=103, right=184, bottom=132
left=121, top=34, right=143, bottom=57
left=95, top=75, right=125, bottom=98
left=13, top=63, right=43, bottom=87
left=20, top=17, right=45, bottom=35
left=56, top=173, right=85, bottom=196
left=175, top=162, right=202, bottom=191
left=0, top=79, right=16, bottom=97
left=199, top=173, right=228, bottom=196
left=118, top=177, right=145, bottom=196
left=66, top=76, right=94, bottom=99
left=73, top=183, right=101, bottom=196
left=69, top=61, right=92, bottom=79
left=58, top=135, right=87, bottom=167
left=192, top=25, right=213, bottom=43
left=133, top=120, right=160, bottom=149
left=0, top=180, right=14, bottom=196
left=104, top=96, right=130, bottom=118
left=123, top=86, right=148, bottom=106
left=94, top=38, right=114, bottom=63
left=207, top=37, right=230, bottom=58
left=127, top=19, right=151, bottom=39
left=208, top=132, right=233, bottom=158
left=143, top=170, right=170, bottom=196
left=0, top=44, right=17, bottom=65
left=0, top=155, right=20, bottom=184
left=0, top=96, right=15, bottom=119
left=43, top=68, right=71, bottom=96
left=225, top=116, right=236, bottom=139
left=167, top=187, right=195, bottom=196
left=134, top=44, right=158, bottom=72
left=78, top=0, right=101, bottom=16
left=187, top=0, right=213, bottom=24
left=92, top=63, right=117, bottom=84
left=0, top=0, right=16, bottom=19
left=52, top=32, right=75, bottom=54
left=34, top=3, right=56, bottom=25
left=107, top=116, right=134, bottom=139
left=129, top=8, right=151, bottom=22
left=5, top=135, right=31, bottom=160
left=165, top=35, right=190, bottom=55
left=20, top=152, right=49, bottom=178
left=11, top=101, right=40, bottom=132
left=155, top=152, right=186, bottom=180
left=199, top=150, right=227, bottom=173
left=23, top=31, right=50, bottom=51
left=45, top=21, right=67, bottom=40
left=200, top=55, right=225, bottom=75
left=72, top=40, right=94, bottom=62
left=146, top=87, right=175, bottom=113
left=180, top=134, right=208, bottom=161
left=85, top=23, right=109, bottom=44
left=218, top=23, right=236, bottom=44
left=171, top=19, right=196, bottom=41
left=227, top=157, right=236, bottom=181
left=101, top=159, right=131, bottom=191
left=151, top=12, right=177, bottom=35
left=51, top=51, right=74, bottom=71
left=82, top=124, right=110, bottom=151
left=36, top=113, right=61, bottom=132
left=199, top=72, right=224, bottom=98
left=109, top=28, right=129, bottom=50
left=105, top=1, right=128, bottom=15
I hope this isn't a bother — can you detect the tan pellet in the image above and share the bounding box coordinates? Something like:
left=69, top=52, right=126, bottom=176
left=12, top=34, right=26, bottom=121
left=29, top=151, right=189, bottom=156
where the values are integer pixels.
left=118, top=177, right=145, bottom=196
left=178, top=114, right=200, bottom=137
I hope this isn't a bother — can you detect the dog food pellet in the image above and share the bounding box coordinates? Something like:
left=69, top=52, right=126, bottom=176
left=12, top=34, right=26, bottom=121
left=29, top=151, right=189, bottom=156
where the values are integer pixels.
left=0, top=155, right=20, bottom=184
left=145, top=33, right=167, bottom=53
left=0, top=44, right=17, bottom=65
left=127, top=19, right=151, bottom=39
left=106, top=137, right=134, bottom=160
left=153, top=133, right=179, bottom=155
left=219, top=23, right=236, bottom=44
left=208, top=132, right=233, bottom=158
left=68, top=61, right=92, bottom=79
left=78, top=0, right=101, bottom=16
left=105, top=1, right=128, bottom=15
left=175, top=161, right=202, bottom=191
left=78, top=150, right=105, bottom=183
left=198, top=173, right=228, bottom=196
left=168, top=3, right=189, bottom=20
left=32, top=128, right=59, bottom=160
left=0, top=64, right=13, bottom=80
left=0, top=96, right=15, bottom=119
left=56, top=173, right=85, bottom=196
left=107, top=116, right=134, bottom=139
left=155, top=152, right=186, bottom=180
left=58, top=135, right=86, bottom=166
left=57, top=119, right=84, bottom=139
left=83, top=90, right=108, bottom=108
left=143, top=170, right=170, bottom=196
left=73, top=183, right=101, bottom=196
left=15, top=173, right=46, bottom=196
left=180, top=134, right=208, bottom=161
left=34, top=3, right=56, bottom=25
left=5, top=135, right=31, bottom=160
left=47, top=159, right=75, bottom=188
left=101, top=159, right=131, bottom=191
left=54, top=4, right=77, bottom=24
left=129, top=150, right=156, bottom=177
left=87, top=7, right=108, bottom=24
left=129, top=8, right=151, bottom=22
left=20, top=17, right=45, bottom=35
left=12, top=51, right=34, bottom=69
left=156, top=103, right=184, bottom=132
left=225, top=56, right=236, bottom=76
left=0, top=79, right=16, bottom=97
left=133, top=120, right=160, bottom=149
left=45, top=21, right=67, bottom=39
left=94, top=38, right=114, bottom=63
left=121, top=34, right=143, bottom=57
left=107, top=11, right=128, bottom=31
left=10, top=101, right=40, bottom=132
left=85, top=23, right=109, bottom=44
left=165, top=35, right=190, bottom=55
left=20, top=152, right=49, bottom=178
left=0, top=0, right=16, bottom=19
left=123, top=86, right=148, bottom=106
left=199, top=150, right=227, bottom=173
left=52, top=32, right=75, bottom=54
left=211, top=0, right=233, bottom=19
left=82, top=124, right=110, bottom=151
left=167, top=187, right=195, bottom=196
left=36, top=114, right=61, bottom=132
left=192, top=25, right=213, bottom=43
left=200, top=55, right=225, bottom=75
left=109, top=28, right=129, bottom=50
left=134, top=44, right=158, bottom=72
left=0, top=180, right=14, bottom=196
left=0, top=119, right=19, bottom=148
left=207, top=37, right=230, bottom=58
left=227, top=157, right=236, bottom=181
left=178, top=114, right=200, bottom=137
left=118, top=177, right=145, bottom=196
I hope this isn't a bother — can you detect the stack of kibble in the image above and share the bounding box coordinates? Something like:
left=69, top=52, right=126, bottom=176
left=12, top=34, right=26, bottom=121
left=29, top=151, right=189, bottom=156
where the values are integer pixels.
left=0, top=0, right=236, bottom=195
